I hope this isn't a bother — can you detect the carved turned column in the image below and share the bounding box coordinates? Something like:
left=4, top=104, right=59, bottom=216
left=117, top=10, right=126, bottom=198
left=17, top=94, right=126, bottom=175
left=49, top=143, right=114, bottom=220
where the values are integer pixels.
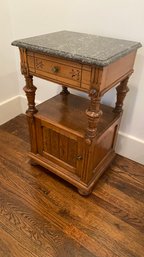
left=23, top=75, right=38, bottom=154
left=114, top=77, right=129, bottom=113
left=23, top=75, right=37, bottom=116
left=85, top=89, right=102, bottom=144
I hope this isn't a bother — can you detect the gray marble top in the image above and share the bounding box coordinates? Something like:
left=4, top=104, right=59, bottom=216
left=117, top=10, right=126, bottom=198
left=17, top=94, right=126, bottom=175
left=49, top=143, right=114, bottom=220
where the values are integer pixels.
left=12, top=31, right=141, bottom=66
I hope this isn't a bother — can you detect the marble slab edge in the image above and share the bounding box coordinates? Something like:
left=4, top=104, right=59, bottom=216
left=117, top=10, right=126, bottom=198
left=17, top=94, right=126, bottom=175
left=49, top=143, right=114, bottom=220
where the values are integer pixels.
left=11, top=40, right=141, bottom=67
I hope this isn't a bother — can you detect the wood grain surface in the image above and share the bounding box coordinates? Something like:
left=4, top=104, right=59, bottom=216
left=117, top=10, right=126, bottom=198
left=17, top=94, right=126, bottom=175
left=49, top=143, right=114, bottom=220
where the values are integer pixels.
left=0, top=114, right=144, bottom=257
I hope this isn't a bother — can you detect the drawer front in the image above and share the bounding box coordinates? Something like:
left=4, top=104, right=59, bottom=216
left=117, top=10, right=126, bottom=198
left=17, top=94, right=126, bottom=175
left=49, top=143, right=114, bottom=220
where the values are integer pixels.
left=27, top=52, right=82, bottom=88
left=26, top=51, right=94, bottom=91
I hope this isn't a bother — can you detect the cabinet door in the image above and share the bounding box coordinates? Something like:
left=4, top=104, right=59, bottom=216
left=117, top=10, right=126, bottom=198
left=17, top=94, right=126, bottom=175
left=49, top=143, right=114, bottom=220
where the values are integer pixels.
left=35, top=118, right=84, bottom=176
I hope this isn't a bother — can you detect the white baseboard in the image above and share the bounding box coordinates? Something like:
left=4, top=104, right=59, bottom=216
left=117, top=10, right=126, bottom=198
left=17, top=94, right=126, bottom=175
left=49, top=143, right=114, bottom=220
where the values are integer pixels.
left=1, top=95, right=144, bottom=165
left=0, top=95, right=41, bottom=125
left=0, top=95, right=22, bottom=125
left=20, top=95, right=28, bottom=114
left=115, top=132, right=144, bottom=165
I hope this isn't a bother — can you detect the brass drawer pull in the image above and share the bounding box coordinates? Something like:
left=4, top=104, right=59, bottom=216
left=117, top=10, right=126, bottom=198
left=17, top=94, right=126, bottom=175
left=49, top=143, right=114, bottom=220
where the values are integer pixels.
left=51, top=66, right=59, bottom=73
left=76, top=155, right=83, bottom=160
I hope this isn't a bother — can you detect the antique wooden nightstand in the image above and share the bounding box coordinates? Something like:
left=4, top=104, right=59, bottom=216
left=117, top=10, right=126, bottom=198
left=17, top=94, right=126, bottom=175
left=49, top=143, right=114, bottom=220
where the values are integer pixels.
left=12, top=31, right=141, bottom=195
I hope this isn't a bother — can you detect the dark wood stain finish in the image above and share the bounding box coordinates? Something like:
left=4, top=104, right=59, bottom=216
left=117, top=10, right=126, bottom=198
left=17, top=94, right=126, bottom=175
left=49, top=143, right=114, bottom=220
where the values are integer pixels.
left=0, top=115, right=144, bottom=257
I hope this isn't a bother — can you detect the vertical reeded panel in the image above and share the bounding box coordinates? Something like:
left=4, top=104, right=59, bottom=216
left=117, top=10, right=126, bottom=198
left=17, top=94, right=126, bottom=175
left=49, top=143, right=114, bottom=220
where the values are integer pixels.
left=59, top=134, right=68, bottom=162
left=42, top=127, right=77, bottom=168
left=43, top=127, right=51, bottom=153
left=67, top=138, right=77, bottom=167
left=50, top=130, right=60, bottom=159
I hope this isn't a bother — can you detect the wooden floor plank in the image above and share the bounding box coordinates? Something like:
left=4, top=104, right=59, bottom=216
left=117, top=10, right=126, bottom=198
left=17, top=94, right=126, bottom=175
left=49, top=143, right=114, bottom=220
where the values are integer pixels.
left=1, top=150, right=143, bottom=255
left=0, top=224, right=37, bottom=257
left=0, top=114, right=144, bottom=257
left=101, top=170, right=144, bottom=203
left=0, top=185, right=95, bottom=257
left=0, top=151, right=117, bottom=257
left=92, top=181, right=144, bottom=233
left=112, top=155, right=144, bottom=184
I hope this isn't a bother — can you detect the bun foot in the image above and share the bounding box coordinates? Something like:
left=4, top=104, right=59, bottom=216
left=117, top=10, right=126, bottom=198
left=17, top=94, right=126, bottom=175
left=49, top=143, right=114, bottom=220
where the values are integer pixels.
left=30, top=159, right=38, bottom=166
left=78, top=188, right=92, bottom=196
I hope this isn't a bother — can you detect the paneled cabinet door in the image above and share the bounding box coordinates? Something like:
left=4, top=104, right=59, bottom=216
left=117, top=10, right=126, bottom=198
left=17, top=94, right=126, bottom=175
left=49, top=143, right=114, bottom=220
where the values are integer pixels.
left=35, top=118, right=84, bottom=177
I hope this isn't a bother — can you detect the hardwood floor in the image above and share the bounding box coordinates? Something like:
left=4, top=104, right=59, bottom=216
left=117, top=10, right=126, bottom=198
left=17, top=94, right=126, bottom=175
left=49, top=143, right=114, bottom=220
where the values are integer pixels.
left=0, top=114, right=144, bottom=257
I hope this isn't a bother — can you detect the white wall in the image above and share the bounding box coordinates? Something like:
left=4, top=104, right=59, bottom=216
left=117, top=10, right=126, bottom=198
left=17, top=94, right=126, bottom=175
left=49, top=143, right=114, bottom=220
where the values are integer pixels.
left=1, top=0, right=144, bottom=163
left=0, top=0, right=21, bottom=124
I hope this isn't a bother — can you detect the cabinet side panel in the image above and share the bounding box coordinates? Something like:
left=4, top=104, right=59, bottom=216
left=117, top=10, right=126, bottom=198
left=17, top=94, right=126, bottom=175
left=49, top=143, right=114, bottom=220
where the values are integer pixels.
left=100, top=51, right=136, bottom=93
left=84, top=120, right=120, bottom=183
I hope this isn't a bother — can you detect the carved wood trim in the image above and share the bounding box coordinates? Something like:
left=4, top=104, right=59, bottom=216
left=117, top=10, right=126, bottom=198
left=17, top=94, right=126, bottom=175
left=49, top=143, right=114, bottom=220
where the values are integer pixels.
left=23, top=75, right=38, bottom=117
left=69, top=69, right=81, bottom=81
left=19, top=48, right=29, bottom=75
left=85, top=88, right=102, bottom=144
left=90, top=67, right=103, bottom=91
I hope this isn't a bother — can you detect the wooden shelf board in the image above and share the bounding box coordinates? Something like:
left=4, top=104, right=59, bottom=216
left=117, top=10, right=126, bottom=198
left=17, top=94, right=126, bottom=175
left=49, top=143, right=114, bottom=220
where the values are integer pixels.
left=35, top=94, right=120, bottom=138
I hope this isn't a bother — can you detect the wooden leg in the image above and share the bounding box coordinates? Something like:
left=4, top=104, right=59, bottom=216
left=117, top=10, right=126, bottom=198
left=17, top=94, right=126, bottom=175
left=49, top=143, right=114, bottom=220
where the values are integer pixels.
left=23, top=75, right=37, bottom=116
left=85, top=89, right=102, bottom=144
left=60, top=86, right=70, bottom=95
left=23, top=75, right=38, bottom=153
left=114, top=77, right=129, bottom=113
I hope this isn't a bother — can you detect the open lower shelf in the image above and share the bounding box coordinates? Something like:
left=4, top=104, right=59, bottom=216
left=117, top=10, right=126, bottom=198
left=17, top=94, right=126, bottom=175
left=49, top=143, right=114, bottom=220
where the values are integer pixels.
left=35, top=93, right=120, bottom=138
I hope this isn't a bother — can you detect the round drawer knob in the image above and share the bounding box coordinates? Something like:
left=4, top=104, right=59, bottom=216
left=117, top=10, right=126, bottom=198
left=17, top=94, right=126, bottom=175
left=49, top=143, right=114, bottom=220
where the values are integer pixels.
left=51, top=66, right=59, bottom=73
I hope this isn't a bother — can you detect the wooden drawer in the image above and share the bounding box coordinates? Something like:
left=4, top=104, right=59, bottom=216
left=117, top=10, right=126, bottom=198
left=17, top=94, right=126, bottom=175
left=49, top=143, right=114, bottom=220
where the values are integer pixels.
left=24, top=50, right=137, bottom=94
left=27, top=52, right=82, bottom=88
left=26, top=51, right=107, bottom=92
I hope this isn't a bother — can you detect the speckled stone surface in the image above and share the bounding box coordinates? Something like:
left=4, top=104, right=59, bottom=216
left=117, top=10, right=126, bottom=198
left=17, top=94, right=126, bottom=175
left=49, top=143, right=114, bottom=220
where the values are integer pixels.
left=12, top=31, right=141, bottom=66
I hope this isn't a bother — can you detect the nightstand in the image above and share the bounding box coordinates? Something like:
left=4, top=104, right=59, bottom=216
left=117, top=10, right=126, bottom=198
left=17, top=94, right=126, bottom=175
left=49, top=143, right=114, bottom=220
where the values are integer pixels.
left=12, top=31, right=141, bottom=195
